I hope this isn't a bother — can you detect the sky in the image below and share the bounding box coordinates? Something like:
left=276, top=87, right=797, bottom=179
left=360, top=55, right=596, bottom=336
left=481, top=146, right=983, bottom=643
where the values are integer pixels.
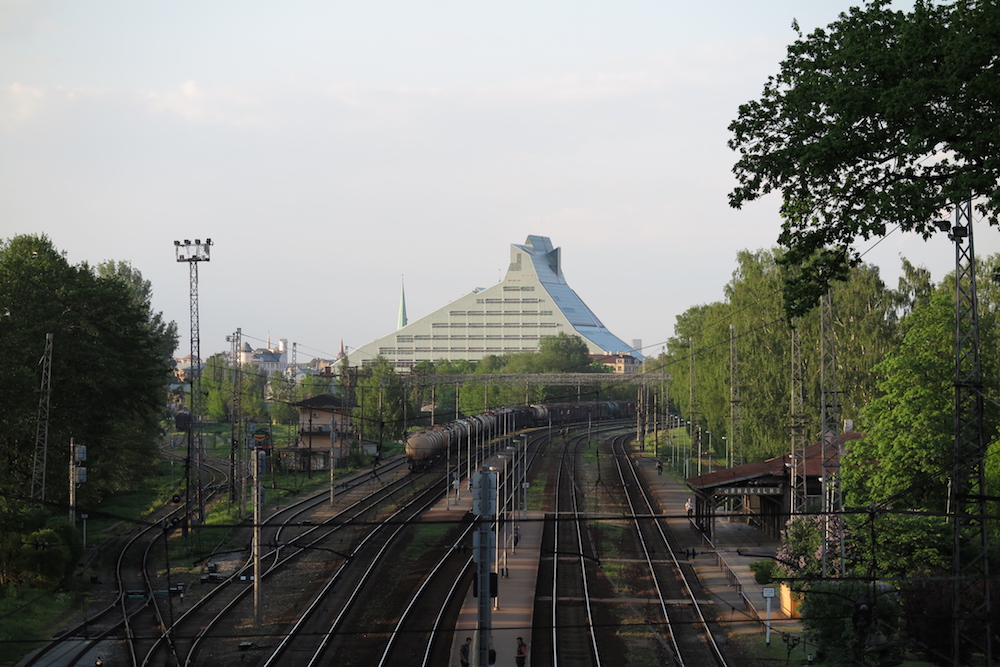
left=3, top=1, right=995, bottom=362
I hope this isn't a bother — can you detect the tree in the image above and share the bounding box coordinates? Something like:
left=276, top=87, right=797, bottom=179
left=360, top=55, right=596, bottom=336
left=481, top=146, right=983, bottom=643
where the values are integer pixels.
left=268, top=372, right=297, bottom=424
left=354, top=357, right=406, bottom=443
left=535, top=332, right=594, bottom=373
left=0, top=235, right=178, bottom=504
left=664, top=249, right=897, bottom=463
left=0, top=235, right=176, bottom=593
left=201, top=353, right=231, bottom=422
left=843, top=289, right=994, bottom=510
left=96, top=260, right=178, bottom=366
left=729, top=0, right=1000, bottom=317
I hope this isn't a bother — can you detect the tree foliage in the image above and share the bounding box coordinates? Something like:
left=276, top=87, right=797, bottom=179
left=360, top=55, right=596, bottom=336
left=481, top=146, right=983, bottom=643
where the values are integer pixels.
left=844, top=286, right=1000, bottom=510
left=729, top=0, right=1000, bottom=316
left=0, top=235, right=175, bottom=593
left=0, top=235, right=178, bottom=506
left=663, top=249, right=897, bottom=461
left=355, top=357, right=407, bottom=443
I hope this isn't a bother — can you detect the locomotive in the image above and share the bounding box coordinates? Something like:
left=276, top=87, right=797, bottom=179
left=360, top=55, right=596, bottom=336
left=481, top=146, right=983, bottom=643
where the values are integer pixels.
left=404, top=400, right=635, bottom=469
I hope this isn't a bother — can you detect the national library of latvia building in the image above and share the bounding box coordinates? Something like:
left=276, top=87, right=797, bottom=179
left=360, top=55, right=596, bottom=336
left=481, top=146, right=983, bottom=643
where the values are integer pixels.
left=348, top=235, right=641, bottom=372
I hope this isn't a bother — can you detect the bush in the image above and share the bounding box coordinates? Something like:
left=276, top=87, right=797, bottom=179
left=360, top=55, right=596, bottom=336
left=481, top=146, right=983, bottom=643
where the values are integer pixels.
left=749, top=559, right=777, bottom=585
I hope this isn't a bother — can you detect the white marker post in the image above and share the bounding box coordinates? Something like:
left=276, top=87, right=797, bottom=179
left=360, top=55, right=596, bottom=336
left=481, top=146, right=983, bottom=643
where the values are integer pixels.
left=762, top=586, right=775, bottom=645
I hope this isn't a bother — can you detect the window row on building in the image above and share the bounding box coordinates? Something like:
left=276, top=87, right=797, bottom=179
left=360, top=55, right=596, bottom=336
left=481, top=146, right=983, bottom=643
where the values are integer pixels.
left=431, top=321, right=559, bottom=329
left=379, top=346, right=538, bottom=355
left=448, top=309, right=552, bottom=317
left=476, top=297, right=540, bottom=304
left=396, top=333, right=547, bottom=342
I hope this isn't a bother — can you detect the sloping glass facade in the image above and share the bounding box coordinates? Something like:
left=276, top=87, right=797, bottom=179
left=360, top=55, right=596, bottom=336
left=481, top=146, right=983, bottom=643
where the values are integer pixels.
left=349, top=235, right=640, bottom=371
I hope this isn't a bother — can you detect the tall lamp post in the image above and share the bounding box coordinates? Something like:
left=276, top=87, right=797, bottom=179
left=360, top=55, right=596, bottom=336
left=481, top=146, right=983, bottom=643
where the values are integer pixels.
left=174, top=238, right=213, bottom=530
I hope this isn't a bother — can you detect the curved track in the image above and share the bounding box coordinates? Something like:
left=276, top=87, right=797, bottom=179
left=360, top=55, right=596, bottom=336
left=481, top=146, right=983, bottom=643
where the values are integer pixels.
left=23, top=417, right=738, bottom=666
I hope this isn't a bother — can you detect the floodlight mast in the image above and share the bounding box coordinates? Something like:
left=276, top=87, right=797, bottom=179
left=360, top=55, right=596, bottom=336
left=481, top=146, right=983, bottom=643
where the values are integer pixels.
left=175, top=239, right=212, bottom=531
left=940, top=204, right=991, bottom=666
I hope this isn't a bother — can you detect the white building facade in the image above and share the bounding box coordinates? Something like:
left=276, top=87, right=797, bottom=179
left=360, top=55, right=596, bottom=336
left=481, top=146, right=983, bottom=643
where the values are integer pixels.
left=349, top=236, right=640, bottom=371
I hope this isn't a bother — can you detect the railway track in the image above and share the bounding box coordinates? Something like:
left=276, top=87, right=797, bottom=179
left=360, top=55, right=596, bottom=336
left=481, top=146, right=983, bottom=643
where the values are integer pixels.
left=22, top=420, right=740, bottom=666
left=530, top=426, right=732, bottom=667
left=610, top=433, right=729, bottom=666
left=21, top=458, right=231, bottom=667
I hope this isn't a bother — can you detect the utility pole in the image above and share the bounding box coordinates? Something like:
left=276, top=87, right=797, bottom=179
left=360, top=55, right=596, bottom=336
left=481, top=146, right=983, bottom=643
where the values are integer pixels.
left=227, top=329, right=244, bottom=510
left=939, top=203, right=991, bottom=666
left=174, top=238, right=212, bottom=528
left=253, top=442, right=263, bottom=628
left=689, top=337, right=699, bottom=476
left=473, top=468, right=497, bottom=667
left=30, top=333, right=54, bottom=504
left=789, top=325, right=808, bottom=517
left=819, top=290, right=843, bottom=577
left=729, top=324, right=743, bottom=467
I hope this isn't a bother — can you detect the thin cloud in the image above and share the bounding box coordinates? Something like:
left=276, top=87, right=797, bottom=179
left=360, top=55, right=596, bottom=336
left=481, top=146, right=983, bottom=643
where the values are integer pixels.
left=144, top=80, right=265, bottom=126
left=0, top=82, right=44, bottom=126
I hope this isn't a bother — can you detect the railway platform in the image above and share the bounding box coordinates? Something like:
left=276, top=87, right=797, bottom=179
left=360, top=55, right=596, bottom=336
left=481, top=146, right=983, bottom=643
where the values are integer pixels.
left=634, top=451, right=806, bottom=651
left=426, top=484, right=541, bottom=667
left=435, top=447, right=805, bottom=666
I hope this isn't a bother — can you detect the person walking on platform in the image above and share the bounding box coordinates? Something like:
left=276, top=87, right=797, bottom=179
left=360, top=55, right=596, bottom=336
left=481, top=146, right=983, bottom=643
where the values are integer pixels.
left=685, top=497, right=693, bottom=517
left=656, top=460, right=663, bottom=475
left=459, top=637, right=471, bottom=667
left=515, top=637, right=528, bottom=666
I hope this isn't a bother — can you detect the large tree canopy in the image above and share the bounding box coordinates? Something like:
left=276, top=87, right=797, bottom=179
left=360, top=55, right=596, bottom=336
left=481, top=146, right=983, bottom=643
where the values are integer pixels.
left=729, top=0, right=1000, bottom=317
left=0, top=234, right=178, bottom=507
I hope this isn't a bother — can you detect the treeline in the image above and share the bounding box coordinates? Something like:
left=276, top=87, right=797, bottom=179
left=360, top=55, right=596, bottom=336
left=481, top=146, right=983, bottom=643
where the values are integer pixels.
left=0, top=234, right=178, bottom=590
left=349, top=332, right=620, bottom=443
left=644, top=248, right=1000, bottom=464
left=199, top=332, right=621, bottom=445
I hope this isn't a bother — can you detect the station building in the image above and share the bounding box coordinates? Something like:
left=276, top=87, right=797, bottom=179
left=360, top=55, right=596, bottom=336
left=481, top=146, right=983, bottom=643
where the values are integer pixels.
left=348, top=235, right=641, bottom=372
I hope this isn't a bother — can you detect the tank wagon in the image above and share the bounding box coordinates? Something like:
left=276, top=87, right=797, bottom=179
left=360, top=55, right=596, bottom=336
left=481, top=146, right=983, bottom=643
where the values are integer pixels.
left=405, top=400, right=635, bottom=469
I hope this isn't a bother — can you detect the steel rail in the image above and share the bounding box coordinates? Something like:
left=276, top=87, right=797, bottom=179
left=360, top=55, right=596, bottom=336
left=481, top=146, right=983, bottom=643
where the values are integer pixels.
left=614, top=436, right=729, bottom=667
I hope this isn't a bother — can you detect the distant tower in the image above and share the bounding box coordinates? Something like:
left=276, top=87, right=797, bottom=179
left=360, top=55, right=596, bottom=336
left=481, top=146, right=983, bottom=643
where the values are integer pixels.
left=398, top=277, right=408, bottom=329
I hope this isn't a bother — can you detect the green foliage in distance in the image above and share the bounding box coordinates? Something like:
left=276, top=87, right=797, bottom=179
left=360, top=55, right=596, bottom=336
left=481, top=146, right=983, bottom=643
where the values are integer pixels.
left=729, top=0, right=1000, bottom=317
left=354, top=356, right=407, bottom=442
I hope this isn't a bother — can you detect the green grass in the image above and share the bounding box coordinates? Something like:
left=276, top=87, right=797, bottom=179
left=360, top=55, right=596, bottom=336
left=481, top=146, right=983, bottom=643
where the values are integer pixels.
left=0, top=588, right=77, bottom=667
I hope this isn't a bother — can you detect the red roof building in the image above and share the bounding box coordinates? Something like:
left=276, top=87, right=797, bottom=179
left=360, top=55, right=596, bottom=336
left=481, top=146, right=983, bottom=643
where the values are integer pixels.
left=684, top=431, right=864, bottom=539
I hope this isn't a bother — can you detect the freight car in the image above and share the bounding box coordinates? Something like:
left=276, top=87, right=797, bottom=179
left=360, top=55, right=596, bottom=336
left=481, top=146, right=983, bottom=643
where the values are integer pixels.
left=405, top=400, right=635, bottom=469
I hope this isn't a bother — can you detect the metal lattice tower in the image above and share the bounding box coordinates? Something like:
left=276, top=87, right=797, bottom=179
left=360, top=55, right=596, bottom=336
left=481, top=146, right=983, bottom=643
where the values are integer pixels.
left=789, top=325, right=807, bottom=517
left=945, top=202, right=991, bottom=665
left=30, top=333, right=54, bottom=503
left=175, top=239, right=212, bottom=527
left=729, top=324, right=744, bottom=468
left=819, top=290, right=844, bottom=577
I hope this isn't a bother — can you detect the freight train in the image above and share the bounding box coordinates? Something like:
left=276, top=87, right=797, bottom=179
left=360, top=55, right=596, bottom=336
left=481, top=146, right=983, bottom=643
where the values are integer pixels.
left=405, top=400, right=636, bottom=469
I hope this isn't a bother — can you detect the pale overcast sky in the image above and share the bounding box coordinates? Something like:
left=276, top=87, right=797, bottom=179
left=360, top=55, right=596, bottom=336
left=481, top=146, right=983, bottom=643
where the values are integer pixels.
left=3, top=1, right=993, bottom=361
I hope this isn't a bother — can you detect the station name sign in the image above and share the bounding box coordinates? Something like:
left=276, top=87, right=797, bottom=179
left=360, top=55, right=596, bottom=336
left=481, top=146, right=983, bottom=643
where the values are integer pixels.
left=717, top=486, right=782, bottom=496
